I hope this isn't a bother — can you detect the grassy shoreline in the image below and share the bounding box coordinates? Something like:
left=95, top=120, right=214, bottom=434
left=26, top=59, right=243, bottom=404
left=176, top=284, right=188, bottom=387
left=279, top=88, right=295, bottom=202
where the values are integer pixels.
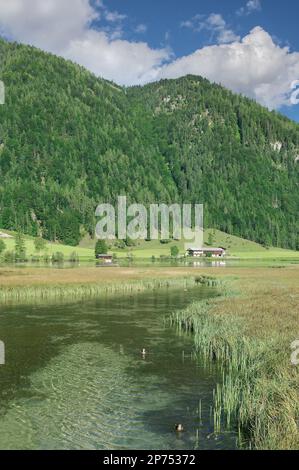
left=171, top=268, right=299, bottom=449
left=0, top=270, right=205, bottom=304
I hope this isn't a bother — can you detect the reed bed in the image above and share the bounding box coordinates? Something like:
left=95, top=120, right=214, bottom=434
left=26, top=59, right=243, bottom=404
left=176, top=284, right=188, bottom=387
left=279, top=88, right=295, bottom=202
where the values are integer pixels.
left=170, top=294, right=299, bottom=450
left=0, top=276, right=199, bottom=304
left=195, top=275, right=222, bottom=287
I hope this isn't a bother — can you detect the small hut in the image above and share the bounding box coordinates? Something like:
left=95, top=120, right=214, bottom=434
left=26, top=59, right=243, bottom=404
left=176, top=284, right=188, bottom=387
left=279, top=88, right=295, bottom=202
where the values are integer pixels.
left=96, top=254, right=113, bottom=264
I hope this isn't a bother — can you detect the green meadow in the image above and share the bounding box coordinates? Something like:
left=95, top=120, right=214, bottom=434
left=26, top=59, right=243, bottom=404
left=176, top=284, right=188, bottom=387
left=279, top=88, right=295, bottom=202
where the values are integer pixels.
left=0, top=230, right=93, bottom=260
left=80, top=228, right=299, bottom=260
left=1, top=228, right=298, bottom=262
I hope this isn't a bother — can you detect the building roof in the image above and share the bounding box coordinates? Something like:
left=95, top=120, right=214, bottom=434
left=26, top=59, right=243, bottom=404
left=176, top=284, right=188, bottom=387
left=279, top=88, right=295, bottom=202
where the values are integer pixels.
left=96, top=254, right=113, bottom=258
left=187, top=247, right=225, bottom=252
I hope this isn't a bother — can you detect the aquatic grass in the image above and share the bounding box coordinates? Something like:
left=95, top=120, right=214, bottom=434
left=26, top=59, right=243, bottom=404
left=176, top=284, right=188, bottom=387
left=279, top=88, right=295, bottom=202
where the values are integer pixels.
left=195, top=275, right=223, bottom=287
left=0, top=276, right=199, bottom=305
left=170, top=295, right=299, bottom=450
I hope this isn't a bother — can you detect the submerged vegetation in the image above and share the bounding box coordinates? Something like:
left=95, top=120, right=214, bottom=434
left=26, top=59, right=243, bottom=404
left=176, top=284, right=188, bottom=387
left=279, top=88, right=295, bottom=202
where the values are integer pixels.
left=171, top=268, right=299, bottom=449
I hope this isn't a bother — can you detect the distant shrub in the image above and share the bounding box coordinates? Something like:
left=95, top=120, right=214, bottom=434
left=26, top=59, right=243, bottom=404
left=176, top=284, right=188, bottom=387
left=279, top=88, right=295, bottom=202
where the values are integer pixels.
left=52, top=252, right=64, bottom=264
left=15, top=231, right=26, bottom=262
left=160, top=239, right=170, bottom=244
left=34, top=237, right=47, bottom=253
left=125, top=237, right=136, bottom=247
left=95, top=239, right=108, bottom=256
left=115, top=240, right=126, bottom=249
left=43, top=254, right=50, bottom=264
left=0, top=239, right=6, bottom=256
left=4, top=251, right=15, bottom=263
left=170, top=246, right=179, bottom=258
left=69, top=251, right=79, bottom=263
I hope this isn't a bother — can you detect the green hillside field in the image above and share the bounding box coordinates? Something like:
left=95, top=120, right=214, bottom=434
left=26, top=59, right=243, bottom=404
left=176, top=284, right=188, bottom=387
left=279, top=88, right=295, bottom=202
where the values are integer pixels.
left=1, top=228, right=298, bottom=262
left=82, top=229, right=299, bottom=260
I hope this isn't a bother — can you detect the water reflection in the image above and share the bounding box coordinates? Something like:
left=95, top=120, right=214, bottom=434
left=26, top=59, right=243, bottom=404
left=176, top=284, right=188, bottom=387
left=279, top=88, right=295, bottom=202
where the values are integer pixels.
left=190, top=261, right=227, bottom=267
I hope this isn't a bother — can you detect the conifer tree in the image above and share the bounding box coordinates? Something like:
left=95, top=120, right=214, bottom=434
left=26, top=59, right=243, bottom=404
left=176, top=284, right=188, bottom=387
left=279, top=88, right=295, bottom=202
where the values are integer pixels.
left=15, top=231, right=26, bottom=262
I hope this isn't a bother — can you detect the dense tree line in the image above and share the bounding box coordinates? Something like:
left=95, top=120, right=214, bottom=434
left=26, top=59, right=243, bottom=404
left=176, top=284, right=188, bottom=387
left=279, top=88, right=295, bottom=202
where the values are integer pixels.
left=0, top=39, right=298, bottom=249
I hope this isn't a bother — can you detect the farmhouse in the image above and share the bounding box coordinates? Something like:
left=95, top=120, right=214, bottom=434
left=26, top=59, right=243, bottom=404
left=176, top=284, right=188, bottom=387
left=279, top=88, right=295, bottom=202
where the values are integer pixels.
left=187, top=247, right=226, bottom=258
left=96, top=254, right=113, bottom=264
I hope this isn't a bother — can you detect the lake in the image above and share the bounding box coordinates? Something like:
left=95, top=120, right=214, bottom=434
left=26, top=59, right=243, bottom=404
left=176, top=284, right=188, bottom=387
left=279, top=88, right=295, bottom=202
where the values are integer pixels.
left=0, top=286, right=237, bottom=450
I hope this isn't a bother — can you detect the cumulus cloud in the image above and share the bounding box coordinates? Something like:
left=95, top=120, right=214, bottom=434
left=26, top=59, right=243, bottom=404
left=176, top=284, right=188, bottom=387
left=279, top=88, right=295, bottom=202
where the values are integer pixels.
left=64, top=31, right=170, bottom=85
left=237, top=0, right=262, bottom=16
left=160, top=27, right=299, bottom=109
left=0, top=1, right=298, bottom=109
left=0, top=0, right=97, bottom=51
left=0, top=0, right=170, bottom=85
left=181, top=13, right=240, bottom=44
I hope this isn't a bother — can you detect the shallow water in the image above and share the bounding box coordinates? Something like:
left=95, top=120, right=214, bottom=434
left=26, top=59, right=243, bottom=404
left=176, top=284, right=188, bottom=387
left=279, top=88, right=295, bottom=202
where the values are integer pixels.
left=0, top=287, right=237, bottom=450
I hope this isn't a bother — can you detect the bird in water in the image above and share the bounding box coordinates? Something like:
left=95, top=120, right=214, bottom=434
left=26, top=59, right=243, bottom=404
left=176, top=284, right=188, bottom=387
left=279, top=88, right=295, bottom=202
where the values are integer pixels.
left=175, top=424, right=184, bottom=432
left=141, top=348, right=147, bottom=357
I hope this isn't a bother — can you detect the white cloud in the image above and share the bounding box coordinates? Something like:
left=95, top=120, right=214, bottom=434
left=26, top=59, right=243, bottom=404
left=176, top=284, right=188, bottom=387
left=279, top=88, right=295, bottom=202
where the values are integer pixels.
left=181, top=14, right=203, bottom=30
left=247, top=0, right=262, bottom=12
left=64, top=31, right=170, bottom=85
left=135, top=24, right=147, bottom=34
left=181, top=13, right=240, bottom=44
left=0, top=0, right=97, bottom=50
left=207, top=13, right=226, bottom=28
left=237, top=0, right=262, bottom=16
left=104, top=10, right=127, bottom=23
left=159, top=27, right=299, bottom=109
left=0, top=1, right=298, bottom=110
left=0, top=0, right=170, bottom=86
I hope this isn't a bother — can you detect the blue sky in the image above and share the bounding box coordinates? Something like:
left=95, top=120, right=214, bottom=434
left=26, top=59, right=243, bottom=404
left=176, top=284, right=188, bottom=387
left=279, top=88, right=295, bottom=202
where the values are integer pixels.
left=95, top=0, right=299, bottom=121
left=97, top=0, right=299, bottom=56
left=0, top=0, right=299, bottom=121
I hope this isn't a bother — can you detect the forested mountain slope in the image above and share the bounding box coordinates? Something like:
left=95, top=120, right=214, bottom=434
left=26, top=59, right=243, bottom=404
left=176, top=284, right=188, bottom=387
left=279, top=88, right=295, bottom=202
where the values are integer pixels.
left=0, top=39, right=177, bottom=245
left=0, top=39, right=298, bottom=248
left=128, top=77, right=299, bottom=249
